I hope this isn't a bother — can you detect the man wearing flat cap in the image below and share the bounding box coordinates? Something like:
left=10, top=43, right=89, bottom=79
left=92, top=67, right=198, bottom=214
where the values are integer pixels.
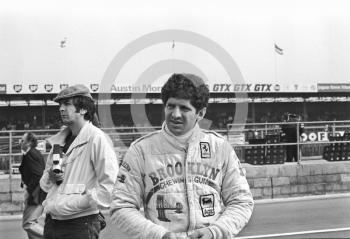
left=40, top=84, right=119, bottom=239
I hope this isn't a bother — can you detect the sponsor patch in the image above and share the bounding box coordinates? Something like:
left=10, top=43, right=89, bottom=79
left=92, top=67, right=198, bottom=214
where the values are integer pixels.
left=200, top=142, right=211, bottom=158
left=121, top=161, right=131, bottom=171
left=200, top=194, right=215, bottom=217
left=117, top=174, right=126, bottom=183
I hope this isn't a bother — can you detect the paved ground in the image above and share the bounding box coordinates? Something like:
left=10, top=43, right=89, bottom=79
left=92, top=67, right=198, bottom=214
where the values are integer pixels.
left=1, top=195, right=349, bottom=239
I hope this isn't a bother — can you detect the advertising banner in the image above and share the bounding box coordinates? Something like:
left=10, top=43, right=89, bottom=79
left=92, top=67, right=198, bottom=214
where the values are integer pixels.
left=5, top=83, right=319, bottom=94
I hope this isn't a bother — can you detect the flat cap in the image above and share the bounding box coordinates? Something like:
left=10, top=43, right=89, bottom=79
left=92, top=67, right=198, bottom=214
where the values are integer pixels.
left=53, top=84, right=93, bottom=102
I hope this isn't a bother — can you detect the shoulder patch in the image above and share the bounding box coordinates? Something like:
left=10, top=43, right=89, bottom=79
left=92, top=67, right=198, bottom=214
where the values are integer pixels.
left=131, top=130, right=162, bottom=145
left=202, top=129, right=225, bottom=139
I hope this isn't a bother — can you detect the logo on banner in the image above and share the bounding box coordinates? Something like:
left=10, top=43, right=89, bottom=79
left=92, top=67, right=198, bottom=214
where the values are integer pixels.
left=0, top=84, right=6, bottom=94
left=13, top=84, right=22, bottom=93
left=90, top=84, right=99, bottom=92
left=110, top=85, right=117, bottom=92
left=274, top=84, right=281, bottom=92
left=44, top=84, right=53, bottom=92
left=60, top=84, right=68, bottom=90
left=200, top=194, right=215, bottom=217
left=200, top=142, right=211, bottom=158
left=29, top=84, right=38, bottom=93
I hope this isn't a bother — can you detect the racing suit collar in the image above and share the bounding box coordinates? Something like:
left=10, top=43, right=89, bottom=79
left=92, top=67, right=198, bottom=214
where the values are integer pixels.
left=162, top=122, right=201, bottom=151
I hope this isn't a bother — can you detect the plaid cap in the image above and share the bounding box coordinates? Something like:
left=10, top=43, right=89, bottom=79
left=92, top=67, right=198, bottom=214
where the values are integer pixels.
left=53, top=84, right=93, bottom=102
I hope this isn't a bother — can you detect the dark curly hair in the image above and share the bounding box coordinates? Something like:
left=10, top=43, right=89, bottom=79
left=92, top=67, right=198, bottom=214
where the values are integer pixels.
left=161, top=73, right=210, bottom=112
left=59, top=96, right=100, bottom=127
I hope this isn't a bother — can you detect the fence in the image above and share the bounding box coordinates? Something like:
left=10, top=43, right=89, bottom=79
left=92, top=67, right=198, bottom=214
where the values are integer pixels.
left=228, top=120, right=350, bottom=164
left=1, top=120, right=350, bottom=175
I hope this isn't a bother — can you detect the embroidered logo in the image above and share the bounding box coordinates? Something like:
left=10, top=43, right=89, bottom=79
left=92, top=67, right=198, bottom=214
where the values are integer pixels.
left=117, top=174, right=126, bottom=183
left=156, top=195, right=183, bottom=222
left=200, top=142, right=211, bottom=158
left=200, top=194, right=215, bottom=217
left=121, top=161, right=131, bottom=171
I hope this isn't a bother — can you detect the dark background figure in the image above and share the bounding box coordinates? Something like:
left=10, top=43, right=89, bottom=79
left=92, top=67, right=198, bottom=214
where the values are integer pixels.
left=281, top=113, right=304, bottom=162
left=19, top=132, right=47, bottom=239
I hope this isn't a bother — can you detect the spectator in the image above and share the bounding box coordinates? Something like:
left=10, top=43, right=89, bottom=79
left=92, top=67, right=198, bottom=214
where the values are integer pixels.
left=19, top=132, right=47, bottom=239
left=280, top=113, right=304, bottom=162
left=40, top=84, right=119, bottom=239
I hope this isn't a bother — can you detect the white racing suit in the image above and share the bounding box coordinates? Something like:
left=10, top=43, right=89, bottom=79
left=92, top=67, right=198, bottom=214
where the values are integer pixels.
left=110, top=124, right=253, bottom=239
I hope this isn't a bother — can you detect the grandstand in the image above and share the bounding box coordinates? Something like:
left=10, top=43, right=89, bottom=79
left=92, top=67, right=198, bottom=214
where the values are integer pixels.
left=1, top=86, right=350, bottom=130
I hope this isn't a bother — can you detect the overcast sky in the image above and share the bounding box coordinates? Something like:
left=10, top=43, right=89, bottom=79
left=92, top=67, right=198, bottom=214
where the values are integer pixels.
left=1, top=0, right=350, bottom=89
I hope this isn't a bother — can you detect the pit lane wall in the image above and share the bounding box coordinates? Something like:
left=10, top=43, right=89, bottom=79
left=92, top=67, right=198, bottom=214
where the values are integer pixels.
left=1, top=160, right=350, bottom=214
left=245, top=160, right=350, bottom=199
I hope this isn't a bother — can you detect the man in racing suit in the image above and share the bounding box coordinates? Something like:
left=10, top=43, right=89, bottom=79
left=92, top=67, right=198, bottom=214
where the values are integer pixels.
left=110, top=74, right=254, bottom=239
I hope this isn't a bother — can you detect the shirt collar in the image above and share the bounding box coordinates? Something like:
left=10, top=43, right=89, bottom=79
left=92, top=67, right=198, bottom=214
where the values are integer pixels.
left=22, top=147, right=31, bottom=155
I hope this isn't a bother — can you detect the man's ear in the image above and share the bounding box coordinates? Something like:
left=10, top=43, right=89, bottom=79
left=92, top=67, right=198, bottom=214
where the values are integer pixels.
left=197, top=107, right=207, bottom=121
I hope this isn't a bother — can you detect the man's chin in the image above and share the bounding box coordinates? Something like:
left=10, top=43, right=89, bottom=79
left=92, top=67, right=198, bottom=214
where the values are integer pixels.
left=168, top=126, right=184, bottom=136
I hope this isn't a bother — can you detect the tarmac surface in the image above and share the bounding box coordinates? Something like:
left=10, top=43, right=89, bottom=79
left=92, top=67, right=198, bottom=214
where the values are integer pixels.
left=1, top=194, right=350, bottom=239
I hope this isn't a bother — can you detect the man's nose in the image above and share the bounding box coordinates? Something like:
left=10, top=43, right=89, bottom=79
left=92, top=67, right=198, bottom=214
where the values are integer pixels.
left=59, top=104, right=65, bottom=112
left=171, top=107, right=181, bottom=118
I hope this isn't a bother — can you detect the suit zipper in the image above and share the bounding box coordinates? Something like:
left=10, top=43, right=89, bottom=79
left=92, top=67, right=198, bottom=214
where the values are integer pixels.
left=183, top=147, right=191, bottom=232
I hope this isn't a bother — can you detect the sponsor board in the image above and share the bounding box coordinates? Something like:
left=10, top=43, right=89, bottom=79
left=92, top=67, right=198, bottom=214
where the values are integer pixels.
left=317, top=83, right=350, bottom=92
left=4, top=83, right=319, bottom=94
left=301, top=131, right=344, bottom=142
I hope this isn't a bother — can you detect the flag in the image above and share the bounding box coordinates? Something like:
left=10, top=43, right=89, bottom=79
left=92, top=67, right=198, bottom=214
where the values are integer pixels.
left=60, top=37, right=67, bottom=48
left=274, top=43, right=283, bottom=55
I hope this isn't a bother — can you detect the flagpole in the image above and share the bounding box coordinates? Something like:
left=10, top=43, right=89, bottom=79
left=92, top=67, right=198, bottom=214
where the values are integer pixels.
left=274, top=42, right=277, bottom=82
left=171, top=40, right=175, bottom=74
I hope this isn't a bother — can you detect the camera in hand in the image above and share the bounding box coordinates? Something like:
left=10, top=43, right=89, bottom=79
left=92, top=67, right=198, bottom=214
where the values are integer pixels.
left=52, top=144, right=63, bottom=185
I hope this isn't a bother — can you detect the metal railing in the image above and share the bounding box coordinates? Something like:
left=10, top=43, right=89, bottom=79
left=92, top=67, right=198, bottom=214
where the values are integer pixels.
left=1, top=120, right=350, bottom=204
left=227, top=120, right=350, bottom=164
left=1, top=120, right=350, bottom=175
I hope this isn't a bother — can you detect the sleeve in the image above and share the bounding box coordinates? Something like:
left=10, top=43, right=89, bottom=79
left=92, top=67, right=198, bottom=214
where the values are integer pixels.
left=110, top=145, right=169, bottom=239
left=40, top=151, right=55, bottom=193
left=208, top=142, right=254, bottom=238
left=88, top=133, right=119, bottom=208
left=25, top=153, right=45, bottom=195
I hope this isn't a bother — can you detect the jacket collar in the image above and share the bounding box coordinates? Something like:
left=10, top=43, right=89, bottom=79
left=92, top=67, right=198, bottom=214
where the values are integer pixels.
left=47, top=122, right=91, bottom=155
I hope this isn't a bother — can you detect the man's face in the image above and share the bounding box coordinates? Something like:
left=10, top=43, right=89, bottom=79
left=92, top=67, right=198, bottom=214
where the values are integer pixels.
left=19, top=133, right=29, bottom=151
left=165, top=97, right=206, bottom=136
left=59, top=99, right=82, bottom=125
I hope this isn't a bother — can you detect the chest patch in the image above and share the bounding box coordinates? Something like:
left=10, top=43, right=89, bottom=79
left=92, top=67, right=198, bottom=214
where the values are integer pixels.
left=200, top=194, right=215, bottom=217
left=200, top=142, right=211, bottom=158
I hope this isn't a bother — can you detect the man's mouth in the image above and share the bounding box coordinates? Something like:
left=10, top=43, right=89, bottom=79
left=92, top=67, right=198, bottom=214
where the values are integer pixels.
left=170, top=120, right=182, bottom=125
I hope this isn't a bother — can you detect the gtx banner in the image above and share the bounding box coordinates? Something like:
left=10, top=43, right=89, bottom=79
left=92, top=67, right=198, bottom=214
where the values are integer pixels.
left=5, top=83, right=318, bottom=94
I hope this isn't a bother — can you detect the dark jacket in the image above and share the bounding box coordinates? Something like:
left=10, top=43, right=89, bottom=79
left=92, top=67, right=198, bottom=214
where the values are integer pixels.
left=19, top=147, right=47, bottom=205
left=281, top=123, right=304, bottom=143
